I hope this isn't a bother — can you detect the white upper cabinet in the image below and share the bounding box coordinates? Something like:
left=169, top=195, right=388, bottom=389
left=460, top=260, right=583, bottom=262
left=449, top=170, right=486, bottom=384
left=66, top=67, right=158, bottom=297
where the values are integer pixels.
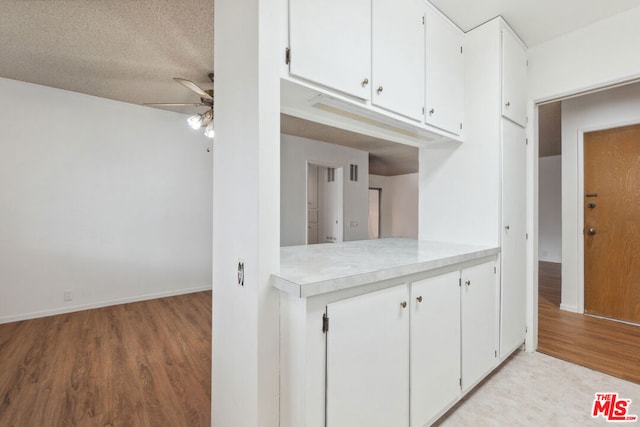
left=289, top=0, right=371, bottom=100
left=425, top=3, right=464, bottom=135
left=501, top=28, right=527, bottom=127
left=371, top=0, right=425, bottom=121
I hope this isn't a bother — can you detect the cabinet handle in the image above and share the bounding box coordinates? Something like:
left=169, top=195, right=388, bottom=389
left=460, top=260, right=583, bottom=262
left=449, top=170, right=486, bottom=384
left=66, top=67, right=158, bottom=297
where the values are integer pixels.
left=428, top=108, right=435, bottom=115
left=376, top=85, right=384, bottom=94
left=465, top=280, right=471, bottom=286
left=504, top=225, right=510, bottom=230
left=416, top=296, right=423, bottom=303
left=505, top=101, right=511, bottom=108
left=400, top=301, right=407, bottom=308
left=361, top=78, right=369, bottom=87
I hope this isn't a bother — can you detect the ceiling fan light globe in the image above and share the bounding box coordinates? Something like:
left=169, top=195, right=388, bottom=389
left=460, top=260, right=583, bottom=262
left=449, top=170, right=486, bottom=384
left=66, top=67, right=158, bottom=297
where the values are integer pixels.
left=187, top=113, right=203, bottom=129
left=204, top=122, right=215, bottom=139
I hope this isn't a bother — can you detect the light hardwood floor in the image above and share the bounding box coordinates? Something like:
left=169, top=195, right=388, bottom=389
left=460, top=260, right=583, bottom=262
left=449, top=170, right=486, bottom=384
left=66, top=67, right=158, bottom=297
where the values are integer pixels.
left=0, top=291, right=212, bottom=426
left=538, top=261, right=640, bottom=384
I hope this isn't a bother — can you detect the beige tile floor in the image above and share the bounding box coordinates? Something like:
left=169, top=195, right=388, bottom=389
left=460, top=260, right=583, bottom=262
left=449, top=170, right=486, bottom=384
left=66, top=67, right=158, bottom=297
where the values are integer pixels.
left=436, top=351, right=640, bottom=426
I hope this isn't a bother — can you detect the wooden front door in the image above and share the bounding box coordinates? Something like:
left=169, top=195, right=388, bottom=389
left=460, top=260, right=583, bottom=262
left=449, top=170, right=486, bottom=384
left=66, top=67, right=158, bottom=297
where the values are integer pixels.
left=584, top=124, right=640, bottom=323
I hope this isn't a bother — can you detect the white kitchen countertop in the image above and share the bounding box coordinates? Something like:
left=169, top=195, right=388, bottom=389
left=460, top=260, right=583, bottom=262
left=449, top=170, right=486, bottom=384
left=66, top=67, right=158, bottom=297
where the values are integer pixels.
left=272, top=238, right=500, bottom=298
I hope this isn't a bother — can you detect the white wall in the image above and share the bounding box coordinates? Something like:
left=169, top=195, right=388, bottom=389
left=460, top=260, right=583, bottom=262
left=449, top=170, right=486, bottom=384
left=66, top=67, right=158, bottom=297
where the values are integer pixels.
left=538, top=155, right=561, bottom=263
left=528, top=6, right=640, bottom=102
left=369, top=174, right=418, bottom=239
left=0, top=77, right=213, bottom=323
left=281, top=134, right=369, bottom=246
left=560, top=82, right=640, bottom=312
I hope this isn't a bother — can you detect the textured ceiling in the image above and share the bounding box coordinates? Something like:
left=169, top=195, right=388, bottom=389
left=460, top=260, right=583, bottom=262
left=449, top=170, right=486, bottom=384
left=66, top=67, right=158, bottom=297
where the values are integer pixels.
left=429, top=0, right=640, bottom=46
left=281, top=115, right=418, bottom=176
left=0, top=0, right=214, bottom=115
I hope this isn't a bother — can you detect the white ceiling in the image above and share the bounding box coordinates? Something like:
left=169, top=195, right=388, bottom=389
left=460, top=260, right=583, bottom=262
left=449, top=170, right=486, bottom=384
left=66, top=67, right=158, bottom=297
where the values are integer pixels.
left=1, top=1, right=638, bottom=174
left=429, top=0, right=640, bottom=46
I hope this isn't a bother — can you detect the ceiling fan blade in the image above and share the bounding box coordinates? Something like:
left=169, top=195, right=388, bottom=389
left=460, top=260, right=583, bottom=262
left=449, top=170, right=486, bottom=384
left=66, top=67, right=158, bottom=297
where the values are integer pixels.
left=143, top=102, right=208, bottom=107
left=174, top=78, right=214, bottom=100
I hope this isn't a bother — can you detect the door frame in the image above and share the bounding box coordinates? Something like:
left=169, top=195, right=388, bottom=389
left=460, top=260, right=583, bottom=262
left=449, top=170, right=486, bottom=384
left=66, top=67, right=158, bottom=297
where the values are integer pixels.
left=576, top=119, right=640, bottom=314
left=305, top=160, right=345, bottom=245
left=368, top=187, right=382, bottom=239
left=529, top=85, right=640, bottom=352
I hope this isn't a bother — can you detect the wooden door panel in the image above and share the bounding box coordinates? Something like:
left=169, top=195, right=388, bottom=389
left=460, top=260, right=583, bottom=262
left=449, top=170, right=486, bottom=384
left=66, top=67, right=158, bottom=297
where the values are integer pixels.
left=584, top=124, right=640, bottom=323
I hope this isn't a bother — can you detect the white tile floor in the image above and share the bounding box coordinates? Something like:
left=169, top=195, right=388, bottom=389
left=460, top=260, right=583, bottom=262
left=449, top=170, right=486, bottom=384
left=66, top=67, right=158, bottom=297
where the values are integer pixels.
left=436, top=351, right=640, bottom=426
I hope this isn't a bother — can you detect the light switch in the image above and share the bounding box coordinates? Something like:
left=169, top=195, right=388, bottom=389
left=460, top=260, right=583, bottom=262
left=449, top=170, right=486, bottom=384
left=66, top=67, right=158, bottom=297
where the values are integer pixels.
left=238, top=260, right=245, bottom=286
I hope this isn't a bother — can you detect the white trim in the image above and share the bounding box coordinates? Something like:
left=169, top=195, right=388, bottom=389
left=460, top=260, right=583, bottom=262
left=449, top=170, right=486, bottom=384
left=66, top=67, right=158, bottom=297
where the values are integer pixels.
left=559, top=303, right=579, bottom=313
left=0, top=285, right=212, bottom=324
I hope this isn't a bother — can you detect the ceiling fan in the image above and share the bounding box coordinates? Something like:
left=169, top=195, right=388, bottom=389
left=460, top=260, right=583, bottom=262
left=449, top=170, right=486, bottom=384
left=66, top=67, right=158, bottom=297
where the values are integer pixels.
left=145, top=73, right=215, bottom=138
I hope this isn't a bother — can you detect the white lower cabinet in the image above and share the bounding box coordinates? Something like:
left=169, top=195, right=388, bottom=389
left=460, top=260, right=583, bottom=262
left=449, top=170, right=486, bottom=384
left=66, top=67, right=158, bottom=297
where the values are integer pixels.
left=461, top=261, right=499, bottom=392
left=326, top=284, right=410, bottom=427
left=410, top=271, right=461, bottom=427
left=324, top=259, right=498, bottom=427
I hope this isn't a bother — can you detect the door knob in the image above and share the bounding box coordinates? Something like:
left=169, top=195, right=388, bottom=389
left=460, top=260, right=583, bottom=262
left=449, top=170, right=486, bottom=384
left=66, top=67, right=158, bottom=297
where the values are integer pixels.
left=416, top=296, right=423, bottom=303
left=587, top=228, right=596, bottom=235
left=400, top=301, right=407, bottom=308
left=504, top=225, right=510, bottom=230
left=587, top=202, right=596, bottom=209
left=361, top=77, right=369, bottom=87
left=465, top=280, right=471, bottom=286
left=376, top=86, right=384, bottom=94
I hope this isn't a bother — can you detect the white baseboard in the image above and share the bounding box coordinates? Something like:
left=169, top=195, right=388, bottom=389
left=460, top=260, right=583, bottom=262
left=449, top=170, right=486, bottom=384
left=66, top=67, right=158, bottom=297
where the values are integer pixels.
left=559, top=303, right=579, bottom=313
left=0, top=285, right=212, bottom=324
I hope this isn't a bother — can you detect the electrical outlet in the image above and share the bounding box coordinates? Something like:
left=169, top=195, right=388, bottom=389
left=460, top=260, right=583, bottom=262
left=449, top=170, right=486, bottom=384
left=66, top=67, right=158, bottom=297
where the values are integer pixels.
left=63, top=290, right=73, bottom=302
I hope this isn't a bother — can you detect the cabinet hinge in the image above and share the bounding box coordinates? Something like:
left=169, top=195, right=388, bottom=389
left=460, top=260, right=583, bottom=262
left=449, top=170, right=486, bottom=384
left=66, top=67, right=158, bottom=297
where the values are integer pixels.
left=494, top=266, right=497, bottom=274
left=525, top=138, right=528, bottom=145
left=422, top=16, right=425, bottom=25
left=459, top=378, right=462, bottom=387
left=460, top=122, right=463, bottom=130
left=495, top=350, right=498, bottom=358
left=285, top=47, right=291, bottom=65
left=322, top=313, right=329, bottom=333
left=526, top=233, right=529, bottom=240
left=460, top=46, right=463, bottom=54
left=422, top=106, right=425, bottom=115
left=526, top=326, right=528, bottom=333
left=459, top=278, right=462, bottom=287
left=526, top=59, right=529, bottom=67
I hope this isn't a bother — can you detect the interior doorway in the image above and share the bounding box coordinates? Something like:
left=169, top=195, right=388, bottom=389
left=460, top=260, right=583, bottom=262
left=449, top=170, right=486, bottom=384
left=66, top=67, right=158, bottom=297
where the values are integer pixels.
left=368, top=188, right=381, bottom=239
left=583, top=124, right=640, bottom=324
left=307, top=163, right=344, bottom=244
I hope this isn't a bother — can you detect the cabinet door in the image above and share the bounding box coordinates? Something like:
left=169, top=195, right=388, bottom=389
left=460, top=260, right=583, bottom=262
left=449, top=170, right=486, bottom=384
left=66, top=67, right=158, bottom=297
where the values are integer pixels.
left=425, top=3, right=464, bottom=135
left=326, top=285, right=410, bottom=427
left=289, top=0, right=371, bottom=100
left=461, top=261, right=498, bottom=391
left=501, top=29, right=527, bottom=126
left=500, top=121, right=527, bottom=357
left=371, top=0, right=425, bottom=121
left=410, top=272, right=461, bottom=427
